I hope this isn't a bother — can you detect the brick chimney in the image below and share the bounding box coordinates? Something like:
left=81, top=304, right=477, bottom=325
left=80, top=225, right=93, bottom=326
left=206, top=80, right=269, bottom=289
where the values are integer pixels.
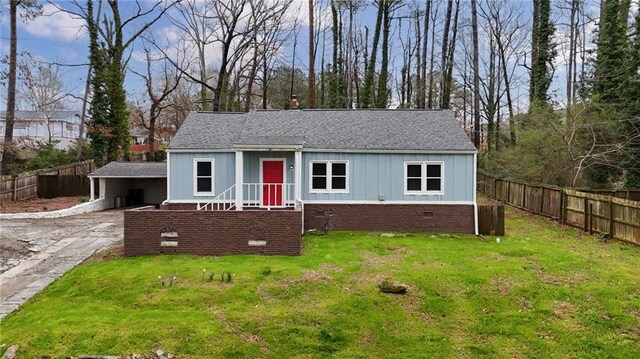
left=290, top=95, right=299, bottom=109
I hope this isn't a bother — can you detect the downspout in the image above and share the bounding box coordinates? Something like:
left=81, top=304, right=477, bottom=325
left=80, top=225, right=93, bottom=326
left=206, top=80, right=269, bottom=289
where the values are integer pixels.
left=473, top=152, right=479, bottom=235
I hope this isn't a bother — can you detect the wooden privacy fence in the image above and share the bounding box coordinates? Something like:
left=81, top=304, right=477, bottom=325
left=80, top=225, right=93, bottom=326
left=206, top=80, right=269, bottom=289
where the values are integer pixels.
left=478, top=171, right=640, bottom=246
left=0, top=160, right=95, bottom=205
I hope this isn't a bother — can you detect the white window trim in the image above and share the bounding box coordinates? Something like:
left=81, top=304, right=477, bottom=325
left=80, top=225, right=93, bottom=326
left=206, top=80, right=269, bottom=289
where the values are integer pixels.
left=404, top=161, right=444, bottom=195
left=193, top=158, right=215, bottom=196
left=309, top=160, right=349, bottom=193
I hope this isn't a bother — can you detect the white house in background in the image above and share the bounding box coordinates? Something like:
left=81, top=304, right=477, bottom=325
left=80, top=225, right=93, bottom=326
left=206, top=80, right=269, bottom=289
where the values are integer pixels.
left=0, top=110, right=82, bottom=150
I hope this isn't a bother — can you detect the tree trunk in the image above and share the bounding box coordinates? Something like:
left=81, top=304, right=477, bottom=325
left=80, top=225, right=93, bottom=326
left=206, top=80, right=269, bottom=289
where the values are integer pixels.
left=442, top=0, right=460, bottom=110
left=471, top=0, right=481, bottom=149
left=427, top=7, right=437, bottom=109
left=308, top=0, right=316, bottom=109
left=361, top=0, right=383, bottom=108
left=439, top=0, right=453, bottom=109
left=1, top=0, right=18, bottom=175
left=420, top=0, right=431, bottom=109
left=376, top=1, right=391, bottom=108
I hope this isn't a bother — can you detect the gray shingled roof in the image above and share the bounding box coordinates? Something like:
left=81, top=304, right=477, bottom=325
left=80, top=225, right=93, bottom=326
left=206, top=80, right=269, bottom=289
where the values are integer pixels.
left=89, top=162, right=166, bottom=178
left=0, top=110, right=81, bottom=121
left=169, top=109, right=476, bottom=152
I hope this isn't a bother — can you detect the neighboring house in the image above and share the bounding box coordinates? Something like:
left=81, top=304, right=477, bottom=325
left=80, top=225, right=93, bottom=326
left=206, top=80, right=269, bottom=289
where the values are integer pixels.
left=122, top=108, right=478, bottom=257
left=0, top=110, right=81, bottom=150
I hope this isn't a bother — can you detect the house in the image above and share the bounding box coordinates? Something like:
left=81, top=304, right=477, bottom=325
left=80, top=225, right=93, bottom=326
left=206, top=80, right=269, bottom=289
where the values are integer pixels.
left=123, top=109, right=478, bottom=256
left=0, top=110, right=81, bottom=150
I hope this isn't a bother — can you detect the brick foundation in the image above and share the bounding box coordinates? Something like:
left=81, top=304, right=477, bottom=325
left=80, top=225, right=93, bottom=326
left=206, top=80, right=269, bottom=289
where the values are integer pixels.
left=303, top=204, right=475, bottom=234
left=124, top=207, right=302, bottom=256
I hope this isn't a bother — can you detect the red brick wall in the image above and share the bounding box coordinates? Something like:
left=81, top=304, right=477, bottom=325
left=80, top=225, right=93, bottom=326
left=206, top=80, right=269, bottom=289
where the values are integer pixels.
left=304, top=204, right=475, bottom=234
left=124, top=208, right=302, bottom=256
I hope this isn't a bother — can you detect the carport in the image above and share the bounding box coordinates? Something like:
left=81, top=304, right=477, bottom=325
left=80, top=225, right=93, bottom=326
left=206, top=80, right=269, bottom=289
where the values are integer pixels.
left=88, top=162, right=167, bottom=209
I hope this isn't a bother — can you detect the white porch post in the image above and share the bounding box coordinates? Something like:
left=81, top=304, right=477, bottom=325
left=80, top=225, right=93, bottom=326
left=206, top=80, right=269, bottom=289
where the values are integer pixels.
left=99, top=178, right=106, bottom=199
left=235, top=150, right=243, bottom=210
left=294, top=149, right=302, bottom=202
left=90, top=177, right=95, bottom=201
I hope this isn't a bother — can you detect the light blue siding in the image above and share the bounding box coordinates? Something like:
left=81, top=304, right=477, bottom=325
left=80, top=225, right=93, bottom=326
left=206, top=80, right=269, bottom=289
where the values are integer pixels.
left=302, top=152, right=474, bottom=202
left=242, top=152, right=295, bottom=184
left=168, top=152, right=235, bottom=200
left=169, top=151, right=474, bottom=202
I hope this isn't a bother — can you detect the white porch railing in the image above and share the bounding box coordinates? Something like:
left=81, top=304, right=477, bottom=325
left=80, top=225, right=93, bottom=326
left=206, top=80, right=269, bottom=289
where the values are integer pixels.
left=197, top=183, right=296, bottom=211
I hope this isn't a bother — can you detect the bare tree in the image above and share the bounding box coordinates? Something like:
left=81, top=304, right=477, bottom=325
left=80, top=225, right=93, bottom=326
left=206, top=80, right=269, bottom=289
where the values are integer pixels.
left=131, top=46, right=183, bottom=161
left=17, top=62, right=70, bottom=146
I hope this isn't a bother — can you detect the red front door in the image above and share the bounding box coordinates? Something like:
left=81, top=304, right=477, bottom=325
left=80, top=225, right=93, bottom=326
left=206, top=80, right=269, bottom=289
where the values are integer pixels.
left=262, top=160, right=284, bottom=207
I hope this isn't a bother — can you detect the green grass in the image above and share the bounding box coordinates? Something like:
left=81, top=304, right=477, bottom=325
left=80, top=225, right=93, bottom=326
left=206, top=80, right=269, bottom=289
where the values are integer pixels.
left=1, top=209, right=640, bottom=358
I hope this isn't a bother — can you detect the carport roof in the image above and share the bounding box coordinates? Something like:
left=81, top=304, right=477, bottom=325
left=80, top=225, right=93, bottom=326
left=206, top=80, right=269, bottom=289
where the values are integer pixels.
left=89, top=162, right=167, bottom=178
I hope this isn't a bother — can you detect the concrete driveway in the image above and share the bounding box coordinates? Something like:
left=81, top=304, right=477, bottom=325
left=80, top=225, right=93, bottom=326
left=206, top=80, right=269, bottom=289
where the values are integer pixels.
left=0, top=210, right=124, bottom=319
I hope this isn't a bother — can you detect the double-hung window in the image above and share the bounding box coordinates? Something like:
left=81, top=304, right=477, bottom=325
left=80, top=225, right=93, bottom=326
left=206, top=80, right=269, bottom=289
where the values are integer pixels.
left=310, top=160, right=348, bottom=192
left=404, top=161, right=444, bottom=194
left=194, top=158, right=215, bottom=195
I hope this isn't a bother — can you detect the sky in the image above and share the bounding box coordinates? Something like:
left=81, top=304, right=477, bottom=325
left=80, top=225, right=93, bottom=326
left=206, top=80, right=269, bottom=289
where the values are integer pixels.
left=0, top=0, right=625, bottom=113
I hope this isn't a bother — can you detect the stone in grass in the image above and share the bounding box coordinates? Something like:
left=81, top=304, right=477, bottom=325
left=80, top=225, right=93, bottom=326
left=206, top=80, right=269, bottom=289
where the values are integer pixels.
left=378, top=279, right=408, bottom=294
left=2, top=345, right=19, bottom=359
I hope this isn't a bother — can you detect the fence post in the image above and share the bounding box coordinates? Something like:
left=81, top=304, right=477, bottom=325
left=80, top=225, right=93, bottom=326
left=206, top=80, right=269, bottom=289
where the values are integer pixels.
left=589, top=203, right=594, bottom=235
left=559, top=190, right=565, bottom=223
left=609, top=199, right=615, bottom=239
left=540, top=188, right=545, bottom=214
left=522, top=183, right=527, bottom=209
left=583, top=197, right=589, bottom=232
left=13, top=177, right=18, bottom=201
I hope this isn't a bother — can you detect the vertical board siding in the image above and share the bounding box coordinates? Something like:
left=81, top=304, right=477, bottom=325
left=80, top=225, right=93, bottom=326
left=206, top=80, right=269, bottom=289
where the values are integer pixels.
left=169, top=152, right=235, bottom=200
left=302, top=152, right=474, bottom=202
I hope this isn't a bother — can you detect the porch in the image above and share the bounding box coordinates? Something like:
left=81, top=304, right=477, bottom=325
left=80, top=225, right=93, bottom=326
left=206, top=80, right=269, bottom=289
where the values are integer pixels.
left=195, top=137, right=304, bottom=211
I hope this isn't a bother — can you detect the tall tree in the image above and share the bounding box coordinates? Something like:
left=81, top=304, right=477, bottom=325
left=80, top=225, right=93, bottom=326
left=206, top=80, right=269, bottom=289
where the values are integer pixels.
left=419, top=0, right=431, bottom=109
left=471, top=0, right=481, bottom=148
left=441, top=0, right=460, bottom=109
left=308, top=0, right=316, bottom=109
left=529, top=0, right=556, bottom=109
left=1, top=0, right=41, bottom=175
left=360, top=0, right=384, bottom=108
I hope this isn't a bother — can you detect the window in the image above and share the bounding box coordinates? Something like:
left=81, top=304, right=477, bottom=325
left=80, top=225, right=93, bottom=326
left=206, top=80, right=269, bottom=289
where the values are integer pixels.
left=13, top=122, right=26, bottom=130
left=310, top=160, right=348, bottom=192
left=193, top=159, right=215, bottom=195
left=66, top=123, right=75, bottom=132
left=404, top=161, right=444, bottom=194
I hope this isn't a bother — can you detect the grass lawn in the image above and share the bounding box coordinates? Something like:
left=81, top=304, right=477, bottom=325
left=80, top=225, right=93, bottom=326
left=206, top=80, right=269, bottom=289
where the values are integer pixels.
left=1, top=209, right=639, bottom=358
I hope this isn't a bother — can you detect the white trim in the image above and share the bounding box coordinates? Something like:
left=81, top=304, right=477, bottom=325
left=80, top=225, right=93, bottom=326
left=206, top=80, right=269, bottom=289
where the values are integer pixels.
left=99, top=178, right=106, bottom=199
left=235, top=151, right=243, bottom=211
left=193, top=158, right=215, bottom=196
left=302, top=200, right=475, bottom=205
left=259, top=158, right=286, bottom=208
left=166, top=152, right=171, bottom=201
left=294, top=150, right=302, bottom=201
left=309, top=160, right=349, bottom=193
left=473, top=152, right=479, bottom=235
left=87, top=175, right=166, bottom=179
left=90, top=177, right=95, bottom=201
left=303, top=148, right=477, bottom=154
left=233, top=145, right=303, bottom=150
left=167, top=148, right=477, bottom=154
left=167, top=149, right=235, bottom=153
left=403, top=161, right=445, bottom=196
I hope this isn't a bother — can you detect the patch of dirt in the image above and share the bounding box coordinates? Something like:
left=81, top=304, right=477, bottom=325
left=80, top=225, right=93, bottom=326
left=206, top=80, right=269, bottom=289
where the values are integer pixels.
left=0, top=196, right=81, bottom=213
left=518, top=297, right=532, bottom=312
left=484, top=276, right=517, bottom=296
left=524, top=258, right=588, bottom=286
left=84, top=245, right=124, bottom=263
left=360, top=246, right=414, bottom=267
left=552, top=300, right=577, bottom=320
